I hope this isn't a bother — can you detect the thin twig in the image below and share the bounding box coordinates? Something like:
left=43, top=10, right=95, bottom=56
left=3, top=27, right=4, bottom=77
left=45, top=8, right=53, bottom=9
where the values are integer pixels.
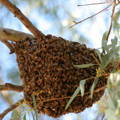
left=42, top=86, right=106, bottom=103
left=77, top=2, right=107, bottom=6
left=70, top=4, right=112, bottom=27
left=0, top=0, right=44, bottom=39
left=106, top=1, right=117, bottom=42
left=0, top=83, right=24, bottom=92
left=0, top=99, right=24, bottom=120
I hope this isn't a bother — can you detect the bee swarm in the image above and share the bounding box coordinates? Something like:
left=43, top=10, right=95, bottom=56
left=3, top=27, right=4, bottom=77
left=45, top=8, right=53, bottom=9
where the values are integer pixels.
left=13, top=35, right=107, bottom=117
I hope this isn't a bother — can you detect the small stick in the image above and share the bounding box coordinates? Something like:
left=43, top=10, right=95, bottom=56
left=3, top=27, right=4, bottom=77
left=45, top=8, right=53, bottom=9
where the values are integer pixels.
left=0, top=0, right=44, bottom=39
left=78, top=2, right=107, bottom=6
left=0, top=99, right=24, bottom=120
left=0, top=83, right=24, bottom=92
left=70, top=4, right=112, bottom=27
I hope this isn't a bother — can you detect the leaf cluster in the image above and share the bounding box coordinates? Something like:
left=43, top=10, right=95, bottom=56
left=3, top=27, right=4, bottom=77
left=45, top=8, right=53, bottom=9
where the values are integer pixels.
left=65, top=35, right=120, bottom=110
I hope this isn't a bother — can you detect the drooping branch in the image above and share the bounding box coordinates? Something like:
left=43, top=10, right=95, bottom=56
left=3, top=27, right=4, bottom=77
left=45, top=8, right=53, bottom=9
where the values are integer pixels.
left=0, top=28, right=34, bottom=42
left=0, top=28, right=34, bottom=53
left=0, top=0, right=45, bottom=39
left=0, top=99, right=24, bottom=120
left=0, top=83, right=24, bottom=92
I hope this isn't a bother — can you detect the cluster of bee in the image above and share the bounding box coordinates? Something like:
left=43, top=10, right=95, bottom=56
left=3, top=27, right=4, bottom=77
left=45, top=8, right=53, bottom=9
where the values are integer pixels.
left=12, top=35, right=107, bottom=117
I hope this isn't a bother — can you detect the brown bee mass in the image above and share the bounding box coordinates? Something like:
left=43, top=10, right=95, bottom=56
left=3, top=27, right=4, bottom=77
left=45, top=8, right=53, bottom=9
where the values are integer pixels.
left=13, top=35, right=107, bottom=117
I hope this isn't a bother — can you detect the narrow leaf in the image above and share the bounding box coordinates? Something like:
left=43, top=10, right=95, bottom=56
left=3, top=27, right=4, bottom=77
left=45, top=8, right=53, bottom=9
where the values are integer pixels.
left=102, top=31, right=108, bottom=48
left=74, top=63, right=95, bottom=69
left=95, top=49, right=102, bottom=63
left=31, top=111, right=36, bottom=120
left=90, top=77, right=99, bottom=98
left=32, top=95, right=38, bottom=120
left=11, top=110, right=21, bottom=120
left=23, top=114, right=26, bottom=120
left=65, top=86, right=80, bottom=110
left=79, top=80, right=86, bottom=96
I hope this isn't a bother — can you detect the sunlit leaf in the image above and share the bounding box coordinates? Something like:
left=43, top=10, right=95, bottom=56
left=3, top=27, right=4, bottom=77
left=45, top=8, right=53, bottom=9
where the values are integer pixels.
left=80, top=80, right=86, bottom=96
left=32, top=95, right=38, bottom=120
left=107, top=88, right=116, bottom=109
left=74, top=63, right=95, bottom=69
left=95, top=49, right=102, bottom=65
left=102, top=31, right=108, bottom=51
left=65, top=86, right=80, bottom=110
left=31, top=111, right=36, bottom=120
left=11, top=110, right=21, bottom=120
left=111, top=37, right=117, bottom=47
left=90, top=77, right=99, bottom=98
left=23, top=114, right=26, bottom=120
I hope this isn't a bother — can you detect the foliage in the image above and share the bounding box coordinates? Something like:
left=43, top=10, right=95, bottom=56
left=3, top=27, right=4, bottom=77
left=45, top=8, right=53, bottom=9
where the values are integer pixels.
left=99, top=72, right=120, bottom=120
left=66, top=31, right=120, bottom=113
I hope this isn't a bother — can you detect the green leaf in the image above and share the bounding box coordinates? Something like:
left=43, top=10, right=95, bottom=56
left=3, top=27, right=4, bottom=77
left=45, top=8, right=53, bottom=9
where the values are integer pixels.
left=90, top=77, right=99, bottom=98
left=74, top=63, right=95, bottom=69
left=32, top=95, right=38, bottom=120
left=65, top=86, right=80, bottom=110
left=111, top=37, right=117, bottom=47
left=107, top=88, right=116, bottom=109
left=102, top=31, right=108, bottom=49
left=95, top=49, right=102, bottom=64
left=79, top=80, right=86, bottom=96
left=23, top=114, right=26, bottom=120
left=10, top=110, right=21, bottom=120
left=31, top=111, right=36, bottom=120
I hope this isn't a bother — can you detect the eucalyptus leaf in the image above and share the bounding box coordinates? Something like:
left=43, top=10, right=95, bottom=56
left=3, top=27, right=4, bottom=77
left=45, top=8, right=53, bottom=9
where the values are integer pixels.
left=11, top=110, right=21, bottom=120
left=101, top=45, right=120, bottom=69
left=65, top=86, right=80, bottom=110
left=107, top=88, right=116, bottom=110
left=74, top=63, right=95, bottom=69
left=111, top=37, right=117, bottom=47
left=79, top=80, right=86, bottom=96
left=32, top=95, right=38, bottom=120
left=31, top=111, right=36, bottom=120
left=90, top=77, right=99, bottom=98
left=95, top=49, right=102, bottom=64
left=102, top=31, right=108, bottom=51
left=23, top=114, right=27, bottom=120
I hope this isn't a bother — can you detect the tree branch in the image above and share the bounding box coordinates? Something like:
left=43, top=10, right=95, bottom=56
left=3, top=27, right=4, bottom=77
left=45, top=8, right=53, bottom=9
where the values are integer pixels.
left=0, top=99, right=24, bottom=120
left=0, top=28, right=34, bottom=42
left=0, top=28, right=35, bottom=53
left=0, top=83, right=24, bottom=92
left=0, top=0, right=45, bottom=39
